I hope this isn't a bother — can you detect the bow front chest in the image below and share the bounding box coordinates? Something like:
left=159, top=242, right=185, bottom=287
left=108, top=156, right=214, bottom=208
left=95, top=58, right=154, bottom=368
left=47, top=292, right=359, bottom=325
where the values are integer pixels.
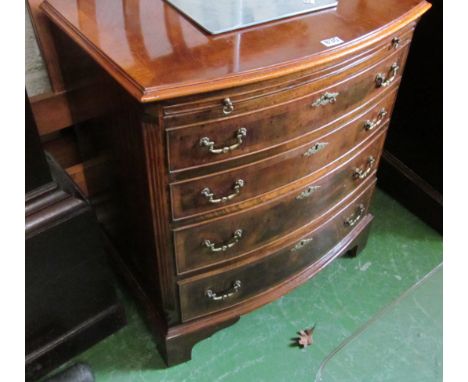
left=42, top=0, right=431, bottom=365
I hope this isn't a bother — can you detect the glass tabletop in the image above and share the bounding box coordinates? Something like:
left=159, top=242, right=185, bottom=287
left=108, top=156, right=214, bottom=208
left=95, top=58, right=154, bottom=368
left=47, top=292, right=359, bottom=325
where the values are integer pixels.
left=165, top=0, right=338, bottom=34
left=316, top=264, right=443, bottom=382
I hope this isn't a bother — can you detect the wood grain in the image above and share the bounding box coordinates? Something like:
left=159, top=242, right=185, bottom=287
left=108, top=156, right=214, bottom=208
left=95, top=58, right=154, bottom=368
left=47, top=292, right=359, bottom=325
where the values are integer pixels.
left=173, top=131, right=386, bottom=275
left=165, top=45, right=408, bottom=173
left=30, top=84, right=114, bottom=135
left=41, top=0, right=430, bottom=101
left=169, top=91, right=396, bottom=222
left=179, top=179, right=376, bottom=322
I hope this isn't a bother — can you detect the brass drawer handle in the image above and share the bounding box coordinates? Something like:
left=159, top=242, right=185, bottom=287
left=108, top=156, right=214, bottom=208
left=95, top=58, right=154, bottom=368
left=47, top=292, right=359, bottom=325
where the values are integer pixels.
left=222, top=97, right=234, bottom=115
left=296, top=185, right=321, bottom=200
left=364, top=108, right=388, bottom=131
left=200, top=128, right=247, bottom=154
left=291, top=237, right=314, bottom=252
left=206, top=280, right=242, bottom=301
left=201, top=179, right=245, bottom=204
left=375, top=63, right=399, bottom=87
left=203, top=229, right=243, bottom=253
left=392, top=37, right=401, bottom=49
left=344, top=204, right=366, bottom=227
left=312, top=92, right=339, bottom=107
left=353, top=156, right=376, bottom=180
left=303, top=142, right=328, bottom=157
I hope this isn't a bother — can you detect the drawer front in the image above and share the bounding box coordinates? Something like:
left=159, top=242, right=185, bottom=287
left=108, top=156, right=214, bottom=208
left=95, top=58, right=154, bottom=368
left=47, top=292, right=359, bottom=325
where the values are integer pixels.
left=174, top=129, right=386, bottom=274
left=163, top=25, right=414, bottom=126
left=178, top=179, right=376, bottom=322
left=170, top=89, right=397, bottom=220
left=166, top=44, right=409, bottom=172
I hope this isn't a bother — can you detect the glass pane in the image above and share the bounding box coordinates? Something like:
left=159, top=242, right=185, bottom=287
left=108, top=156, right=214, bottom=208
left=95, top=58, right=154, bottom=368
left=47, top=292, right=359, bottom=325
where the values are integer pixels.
left=166, top=0, right=338, bottom=34
left=316, top=264, right=442, bottom=382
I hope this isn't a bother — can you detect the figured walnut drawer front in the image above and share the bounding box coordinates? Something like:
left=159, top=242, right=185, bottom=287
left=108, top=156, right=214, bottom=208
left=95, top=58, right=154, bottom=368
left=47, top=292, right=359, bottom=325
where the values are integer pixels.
left=178, top=179, right=376, bottom=322
left=170, top=89, right=396, bottom=221
left=173, top=129, right=385, bottom=275
left=166, top=44, right=409, bottom=172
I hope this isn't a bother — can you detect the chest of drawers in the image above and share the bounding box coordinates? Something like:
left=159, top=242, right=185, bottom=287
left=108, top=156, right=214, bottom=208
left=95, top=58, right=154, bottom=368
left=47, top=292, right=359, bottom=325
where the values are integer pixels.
left=42, top=0, right=431, bottom=366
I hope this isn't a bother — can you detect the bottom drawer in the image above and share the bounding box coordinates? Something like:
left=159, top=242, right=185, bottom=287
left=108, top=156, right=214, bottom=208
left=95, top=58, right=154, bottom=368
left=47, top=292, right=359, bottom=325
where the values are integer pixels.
left=178, top=178, right=376, bottom=322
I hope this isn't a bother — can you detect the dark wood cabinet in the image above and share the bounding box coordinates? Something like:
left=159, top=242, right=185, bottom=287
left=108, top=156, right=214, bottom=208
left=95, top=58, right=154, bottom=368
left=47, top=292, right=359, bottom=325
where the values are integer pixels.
left=40, top=0, right=431, bottom=366
left=378, top=0, right=442, bottom=233
left=25, top=94, right=126, bottom=381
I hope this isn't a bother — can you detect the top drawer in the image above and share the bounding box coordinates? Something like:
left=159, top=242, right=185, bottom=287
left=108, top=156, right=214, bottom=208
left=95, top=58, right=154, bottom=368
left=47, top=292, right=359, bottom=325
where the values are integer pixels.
left=165, top=41, right=410, bottom=173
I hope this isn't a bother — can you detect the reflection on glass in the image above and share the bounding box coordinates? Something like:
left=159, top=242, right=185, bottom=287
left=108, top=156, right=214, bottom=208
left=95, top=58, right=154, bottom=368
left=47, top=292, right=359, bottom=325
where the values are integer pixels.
left=316, top=264, right=442, bottom=382
left=165, top=0, right=338, bottom=34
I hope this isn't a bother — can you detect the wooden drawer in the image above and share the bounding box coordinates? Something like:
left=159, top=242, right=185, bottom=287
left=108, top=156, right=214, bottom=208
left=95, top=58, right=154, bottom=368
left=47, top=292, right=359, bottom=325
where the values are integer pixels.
left=166, top=43, right=410, bottom=172
left=163, top=25, right=414, bottom=126
left=173, top=129, right=386, bottom=275
left=170, top=89, right=397, bottom=221
left=178, top=178, right=377, bottom=322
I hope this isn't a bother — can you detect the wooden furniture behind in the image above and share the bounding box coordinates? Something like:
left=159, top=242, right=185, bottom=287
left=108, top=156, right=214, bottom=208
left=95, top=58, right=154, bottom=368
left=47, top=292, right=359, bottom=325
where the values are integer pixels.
left=41, top=0, right=431, bottom=366
left=379, top=0, right=442, bottom=233
left=25, top=93, right=126, bottom=380
left=27, top=0, right=97, bottom=134
left=27, top=0, right=116, bottom=197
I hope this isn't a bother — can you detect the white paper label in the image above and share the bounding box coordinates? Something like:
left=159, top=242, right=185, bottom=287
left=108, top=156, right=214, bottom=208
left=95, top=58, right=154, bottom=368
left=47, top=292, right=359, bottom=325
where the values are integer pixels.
left=320, top=36, right=344, bottom=47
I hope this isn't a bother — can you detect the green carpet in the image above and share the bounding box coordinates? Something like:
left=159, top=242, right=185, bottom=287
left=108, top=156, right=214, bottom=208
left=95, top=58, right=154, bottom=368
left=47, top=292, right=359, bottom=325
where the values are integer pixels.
left=47, top=188, right=443, bottom=381
left=316, top=264, right=442, bottom=382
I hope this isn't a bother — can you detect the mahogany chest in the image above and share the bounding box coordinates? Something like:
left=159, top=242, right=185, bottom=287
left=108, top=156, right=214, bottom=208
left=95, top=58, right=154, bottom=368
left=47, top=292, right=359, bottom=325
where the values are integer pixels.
left=41, top=0, right=431, bottom=366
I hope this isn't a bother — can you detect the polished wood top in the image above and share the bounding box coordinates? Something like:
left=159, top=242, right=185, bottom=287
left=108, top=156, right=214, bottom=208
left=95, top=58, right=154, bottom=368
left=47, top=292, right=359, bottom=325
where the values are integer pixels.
left=41, top=0, right=430, bottom=102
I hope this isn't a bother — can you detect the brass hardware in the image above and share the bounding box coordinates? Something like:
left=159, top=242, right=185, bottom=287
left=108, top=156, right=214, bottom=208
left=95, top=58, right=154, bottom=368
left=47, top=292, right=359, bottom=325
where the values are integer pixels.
left=296, top=185, right=321, bottom=200
left=303, top=142, right=329, bottom=157
left=375, top=63, right=399, bottom=87
left=222, top=97, right=234, bottom=115
left=392, top=37, right=401, bottom=49
left=291, top=237, right=314, bottom=252
left=344, top=204, right=366, bottom=227
left=364, top=109, right=387, bottom=131
left=206, top=280, right=242, bottom=301
left=203, top=229, right=243, bottom=252
left=353, top=156, right=376, bottom=180
left=201, top=179, right=245, bottom=204
left=312, top=92, right=339, bottom=107
left=200, top=128, right=247, bottom=154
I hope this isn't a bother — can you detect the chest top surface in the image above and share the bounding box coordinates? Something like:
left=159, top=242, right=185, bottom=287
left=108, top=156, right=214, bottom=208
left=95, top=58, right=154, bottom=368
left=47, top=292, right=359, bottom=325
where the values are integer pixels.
left=41, top=0, right=430, bottom=102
